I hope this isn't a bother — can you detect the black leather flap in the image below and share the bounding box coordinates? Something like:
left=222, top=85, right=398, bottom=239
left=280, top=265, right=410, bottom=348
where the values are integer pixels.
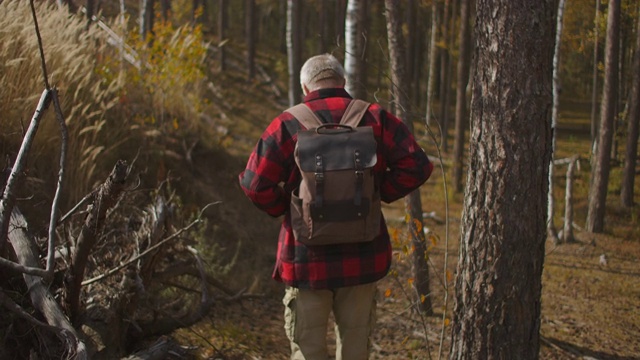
left=296, top=126, right=377, bottom=172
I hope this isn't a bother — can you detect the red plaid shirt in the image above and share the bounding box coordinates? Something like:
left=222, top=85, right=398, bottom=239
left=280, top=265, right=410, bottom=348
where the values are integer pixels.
left=239, top=88, right=433, bottom=289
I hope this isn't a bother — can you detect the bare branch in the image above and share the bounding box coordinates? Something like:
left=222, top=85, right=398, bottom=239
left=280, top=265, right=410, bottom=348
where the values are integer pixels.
left=45, top=89, right=69, bottom=275
left=0, top=257, right=49, bottom=278
left=0, top=89, right=51, bottom=258
left=29, top=0, right=50, bottom=90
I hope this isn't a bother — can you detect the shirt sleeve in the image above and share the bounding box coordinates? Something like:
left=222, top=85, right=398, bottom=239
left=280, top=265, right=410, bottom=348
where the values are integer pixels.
left=379, top=110, right=433, bottom=203
left=239, top=115, right=296, bottom=217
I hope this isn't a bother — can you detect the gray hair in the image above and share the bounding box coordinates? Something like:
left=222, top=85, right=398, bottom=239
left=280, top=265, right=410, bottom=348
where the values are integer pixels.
left=300, top=54, right=346, bottom=91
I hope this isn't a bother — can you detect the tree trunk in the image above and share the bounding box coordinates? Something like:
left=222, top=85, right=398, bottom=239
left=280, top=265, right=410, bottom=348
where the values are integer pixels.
left=405, top=0, right=417, bottom=101
left=590, top=0, right=601, bottom=144
left=425, top=0, right=439, bottom=127
left=318, top=0, right=328, bottom=53
left=161, top=0, right=171, bottom=22
left=246, top=0, right=256, bottom=80
left=621, top=8, right=640, bottom=208
left=438, top=0, right=452, bottom=152
left=385, top=0, right=433, bottom=315
left=344, top=0, right=362, bottom=98
left=452, top=0, right=472, bottom=194
left=450, top=0, right=553, bottom=357
left=562, top=156, right=580, bottom=243
left=586, top=0, right=620, bottom=233
left=548, top=0, right=568, bottom=243
left=443, top=0, right=458, bottom=153
left=140, top=0, right=155, bottom=41
left=287, top=0, right=302, bottom=106
left=218, top=0, right=228, bottom=71
left=86, top=0, right=95, bottom=30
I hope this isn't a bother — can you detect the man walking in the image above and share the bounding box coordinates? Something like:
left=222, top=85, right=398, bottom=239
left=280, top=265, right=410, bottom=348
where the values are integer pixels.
left=239, top=54, right=432, bottom=360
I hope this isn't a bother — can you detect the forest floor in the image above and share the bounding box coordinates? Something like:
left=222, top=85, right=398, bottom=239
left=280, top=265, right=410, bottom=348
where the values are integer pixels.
left=170, top=137, right=640, bottom=360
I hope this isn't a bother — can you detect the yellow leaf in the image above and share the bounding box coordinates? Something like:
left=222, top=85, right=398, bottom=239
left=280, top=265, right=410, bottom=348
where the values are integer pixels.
left=444, top=318, right=450, bottom=326
left=430, top=235, right=438, bottom=246
left=413, top=218, right=423, bottom=232
left=385, top=288, right=392, bottom=297
left=407, top=278, right=414, bottom=286
left=420, top=294, right=426, bottom=303
left=446, top=270, right=453, bottom=282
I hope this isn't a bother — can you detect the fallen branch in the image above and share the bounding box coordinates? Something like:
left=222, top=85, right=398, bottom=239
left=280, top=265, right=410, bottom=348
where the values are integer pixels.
left=0, top=89, right=51, bottom=256
left=9, top=207, right=87, bottom=359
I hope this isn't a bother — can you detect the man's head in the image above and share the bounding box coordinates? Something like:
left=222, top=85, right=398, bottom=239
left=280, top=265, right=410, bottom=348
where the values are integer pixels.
left=300, top=54, right=346, bottom=95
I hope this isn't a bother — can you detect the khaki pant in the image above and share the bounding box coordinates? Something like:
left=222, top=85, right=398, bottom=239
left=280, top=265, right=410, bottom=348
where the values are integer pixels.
left=283, top=282, right=377, bottom=360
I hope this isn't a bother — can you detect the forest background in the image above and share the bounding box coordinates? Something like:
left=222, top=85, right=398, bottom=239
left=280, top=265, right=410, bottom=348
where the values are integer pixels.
left=0, top=0, right=638, bottom=359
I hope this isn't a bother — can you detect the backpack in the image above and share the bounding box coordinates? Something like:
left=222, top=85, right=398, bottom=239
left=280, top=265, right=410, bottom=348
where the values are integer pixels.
left=286, top=99, right=381, bottom=246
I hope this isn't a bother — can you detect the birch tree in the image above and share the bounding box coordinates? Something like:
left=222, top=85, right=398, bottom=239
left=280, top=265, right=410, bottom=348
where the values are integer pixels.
left=344, top=0, right=363, bottom=98
left=548, top=0, right=568, bottom=243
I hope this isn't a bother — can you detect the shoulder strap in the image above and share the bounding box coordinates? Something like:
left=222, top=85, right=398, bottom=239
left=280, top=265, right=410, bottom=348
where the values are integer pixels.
left=340, top=99, right=371, bottom=128
left=285, top=103, right=324, bottom=130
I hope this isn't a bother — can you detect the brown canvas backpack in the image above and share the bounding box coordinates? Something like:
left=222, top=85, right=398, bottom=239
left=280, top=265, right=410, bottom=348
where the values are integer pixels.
left=286, top=99, right=381, bottom=246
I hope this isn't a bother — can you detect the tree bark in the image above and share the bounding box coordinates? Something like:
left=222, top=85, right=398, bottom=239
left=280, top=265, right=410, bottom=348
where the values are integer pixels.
left=452, top=0, right=472, bottom=194
left=620, top=8, right=640, bottom=208
left=140, top=0, right=155, bottom=41
left=586, top=0, right=620, bottom=233
left=548, top=0, right=568, bottom=243
left=385, top=0, right=433, bottom=315
left=450, top=0, right=553, bottom=357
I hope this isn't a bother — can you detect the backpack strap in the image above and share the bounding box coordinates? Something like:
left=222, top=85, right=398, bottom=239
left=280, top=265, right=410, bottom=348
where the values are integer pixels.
left=286, top=103, right=324, bottom=130
left=340, top=99, right=371, bottom=128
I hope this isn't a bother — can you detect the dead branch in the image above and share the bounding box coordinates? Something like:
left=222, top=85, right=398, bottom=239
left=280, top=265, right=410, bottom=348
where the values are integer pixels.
left=0, top=89, right=51, bottom=259
left=8, top=207, right=88, bottom=359
left=67, top=160, right=129, bottom=322
left=46, top=90, right=69, bottom=274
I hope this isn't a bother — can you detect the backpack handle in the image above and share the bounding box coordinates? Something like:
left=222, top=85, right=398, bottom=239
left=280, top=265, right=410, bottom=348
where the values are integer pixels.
left=316, top=124, right=354, bottom=134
